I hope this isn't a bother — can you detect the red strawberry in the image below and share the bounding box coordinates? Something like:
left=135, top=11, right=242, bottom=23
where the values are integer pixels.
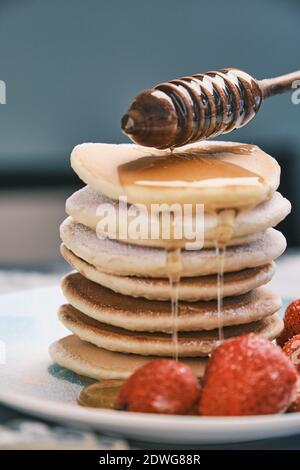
left=278, top=300, right=300, bottom=348
left=285, top=300, right=300, bottom=335
left=115, top=359, right=200, bottom=414
left=283, top=334, right=300, bottom=373
left=199, top=333, right=298, bottom=416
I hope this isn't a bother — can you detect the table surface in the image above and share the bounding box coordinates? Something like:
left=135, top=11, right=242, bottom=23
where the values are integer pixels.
left=0, top=254, right=300, bottom=450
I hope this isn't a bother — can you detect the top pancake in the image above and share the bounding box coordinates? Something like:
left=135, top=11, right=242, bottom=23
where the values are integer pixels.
left=71, top=141, right=280, bottom=210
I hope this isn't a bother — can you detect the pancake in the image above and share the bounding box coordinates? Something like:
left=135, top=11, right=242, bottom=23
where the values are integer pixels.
left=70, top=141, right=280, bottom=210
left=58, top=305, right=283, bottom=357
left=66, top=187, right=290, bottom=248
left=61, top=273, right=281, bottom=331
left=60, top=217, right=286, bottom=277
left=61, top=245, right=275, bottom=301
left=49, top=335, right=208, bottom=380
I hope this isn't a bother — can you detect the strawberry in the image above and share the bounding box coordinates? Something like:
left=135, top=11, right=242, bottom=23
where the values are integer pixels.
left=285, top=300, right=300, bottom=335
left=278, top=300, right=300, bottom=348
left=283, top=334, right=300, bottom=373
left=199, top=333, right=298, bottom=416
left=115, top=359, right=200, bottom=414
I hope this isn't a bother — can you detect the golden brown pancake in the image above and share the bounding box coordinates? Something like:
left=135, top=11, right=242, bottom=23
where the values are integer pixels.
left=58, top=304, right=283, bottom=357
left=61, top=245, right=276, bottom=301
left=49, top=335, right=208, bottom=380
left=61, top=272, right=281, bottom=332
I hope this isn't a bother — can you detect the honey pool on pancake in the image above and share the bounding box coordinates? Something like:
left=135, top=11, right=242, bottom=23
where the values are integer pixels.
left=117, top=144, right=265, bottom=206
left=79, top=144, right=268, bottom=409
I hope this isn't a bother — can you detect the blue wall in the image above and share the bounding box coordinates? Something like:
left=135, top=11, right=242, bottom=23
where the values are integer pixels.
left=0, top=0, right=299, bottom=176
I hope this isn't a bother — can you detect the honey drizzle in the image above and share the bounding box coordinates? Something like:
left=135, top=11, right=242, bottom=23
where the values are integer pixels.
left=214, top=209, right=236, bottom=343
left=165, top=208, right=235, bottom=359
left=166, top=247, right=182, bottom=361
left=215, top=244, right=226, bottom=342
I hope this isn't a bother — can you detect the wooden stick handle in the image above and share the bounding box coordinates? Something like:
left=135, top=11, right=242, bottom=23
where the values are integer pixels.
left=259, top=71, right=300, bottom=99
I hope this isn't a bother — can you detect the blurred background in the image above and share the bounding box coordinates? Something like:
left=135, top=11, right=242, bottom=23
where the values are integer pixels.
left=0, top=0, right=299, bottom=273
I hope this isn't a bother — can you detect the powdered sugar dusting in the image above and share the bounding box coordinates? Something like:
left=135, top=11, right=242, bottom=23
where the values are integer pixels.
left=60, top=217, right=286, bottom=277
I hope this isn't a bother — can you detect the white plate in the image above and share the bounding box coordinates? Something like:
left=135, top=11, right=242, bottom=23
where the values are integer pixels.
left=0, top=286, right=299, bottom=445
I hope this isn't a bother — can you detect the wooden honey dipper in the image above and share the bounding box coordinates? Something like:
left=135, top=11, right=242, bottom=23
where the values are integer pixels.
left=121, top=68, right=300, bottom=149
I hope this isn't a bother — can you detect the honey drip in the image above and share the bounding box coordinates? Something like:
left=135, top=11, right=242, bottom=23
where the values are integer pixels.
left=215, top=244, right=226, bottom=342
left=214, top=209, right=236, bottom=342
left=166, top=247, right=182, bottom=361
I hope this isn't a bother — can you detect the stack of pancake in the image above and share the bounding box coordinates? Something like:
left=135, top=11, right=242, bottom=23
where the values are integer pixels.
left=50, top=141, right=290, bottom=380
